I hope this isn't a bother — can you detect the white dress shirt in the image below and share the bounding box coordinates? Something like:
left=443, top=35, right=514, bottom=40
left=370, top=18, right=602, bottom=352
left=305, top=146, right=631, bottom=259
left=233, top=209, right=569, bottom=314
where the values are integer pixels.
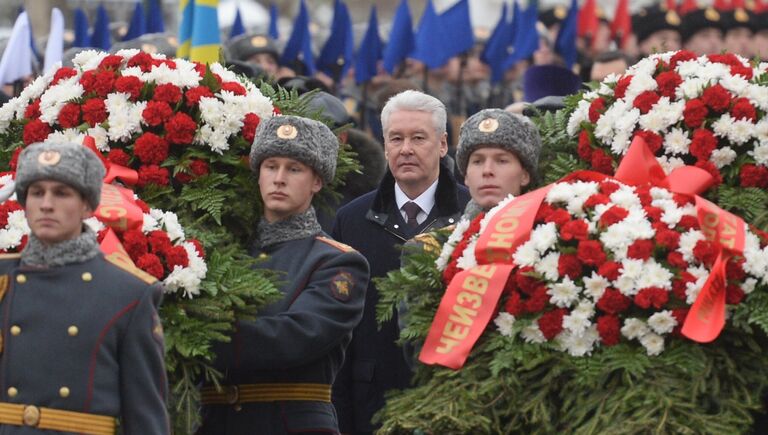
left=394, top=179, right=438, bottom=225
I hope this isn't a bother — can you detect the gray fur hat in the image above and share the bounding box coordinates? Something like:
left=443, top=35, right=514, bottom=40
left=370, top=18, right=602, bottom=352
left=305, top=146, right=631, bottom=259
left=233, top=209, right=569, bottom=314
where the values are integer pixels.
left=456, top=109, right=541, bottom=182
left=249, top=115, right=339, bottom=184
left=15, top=142, right=106, bottom=209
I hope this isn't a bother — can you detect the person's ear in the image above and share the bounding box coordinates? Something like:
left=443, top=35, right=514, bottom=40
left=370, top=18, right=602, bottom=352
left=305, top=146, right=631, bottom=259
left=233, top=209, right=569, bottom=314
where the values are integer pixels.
left=439, top=132, right=448, bottom=157
left=311, top=174, right=323, bottom=194
left=520, top=169, right=531, bottom=187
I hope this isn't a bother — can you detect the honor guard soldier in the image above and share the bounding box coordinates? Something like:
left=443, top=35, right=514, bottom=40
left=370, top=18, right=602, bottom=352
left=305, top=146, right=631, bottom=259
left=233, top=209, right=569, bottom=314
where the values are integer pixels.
left=0, top=142, right=169, bottom=434
left=226, top=33, right=280, bottom=78
left=680, top=0, right=725, bottom=55
left=198, top=115, right=370, bottom=434
left=632, top=2, right=682, bottom=56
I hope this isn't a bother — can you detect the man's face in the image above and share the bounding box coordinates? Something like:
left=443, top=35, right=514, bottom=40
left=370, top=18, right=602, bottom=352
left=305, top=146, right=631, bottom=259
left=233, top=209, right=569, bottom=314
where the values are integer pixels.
left=684, top=28, right=724, bottom=55
left=639, top=29, right=681, bottom=55
left=258, top=157, right=322, bottom=222
left=247, top=52, right=279, bottom=76
left=755, top=30, right=768, bottom=60
left=590, top=58, right=629, bottom=82
left=464, top=147, right=530, bottom=209
left=725, top=27, right=754, bottom=58
left=384, top=110, right=447, bottom=197
left=25, top=180, right=91, bottom=245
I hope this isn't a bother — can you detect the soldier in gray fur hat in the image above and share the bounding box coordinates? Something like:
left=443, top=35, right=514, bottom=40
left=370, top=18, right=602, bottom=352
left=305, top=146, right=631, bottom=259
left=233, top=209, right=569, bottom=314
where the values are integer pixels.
left=200, top=115, right=369, bottom=435
left=457, top=108, right=541, bottom=212
left=1, top=141, right=169, bottom=433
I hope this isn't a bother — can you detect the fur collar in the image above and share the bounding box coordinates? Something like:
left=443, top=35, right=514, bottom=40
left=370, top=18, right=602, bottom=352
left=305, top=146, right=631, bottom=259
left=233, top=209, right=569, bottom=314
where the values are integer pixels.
left=21, top=226, right=101, bottom=268
left=254, top=206, right=322, bottom=249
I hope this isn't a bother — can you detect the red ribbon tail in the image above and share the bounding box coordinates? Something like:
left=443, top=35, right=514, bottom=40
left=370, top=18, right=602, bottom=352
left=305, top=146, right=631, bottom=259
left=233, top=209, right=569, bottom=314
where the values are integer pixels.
left=681, top=253, right=728, bottom=343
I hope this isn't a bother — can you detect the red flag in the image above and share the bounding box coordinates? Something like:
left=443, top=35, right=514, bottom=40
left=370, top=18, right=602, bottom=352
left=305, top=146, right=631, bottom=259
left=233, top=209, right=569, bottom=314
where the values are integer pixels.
left=577, top=0, right=599, bottom=38
left=610, top=0, right=632, bottom=48
left=713, top=0, right=731, bottom=11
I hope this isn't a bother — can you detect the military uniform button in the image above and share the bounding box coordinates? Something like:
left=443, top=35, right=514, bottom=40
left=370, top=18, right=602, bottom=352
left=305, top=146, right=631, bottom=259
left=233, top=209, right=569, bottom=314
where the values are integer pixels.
left=7, top=387, right=18, bottom=397
left=10, top=326, right=21, bottom=336
left=81, top=272, right=93, bottom=282
left=15, top=274, right=26, bottom=284
left=68, top=326, right=79, bottom=336
left=59, top=387, right=70, bottom=398
left=22, top=405, right=40, bottom=426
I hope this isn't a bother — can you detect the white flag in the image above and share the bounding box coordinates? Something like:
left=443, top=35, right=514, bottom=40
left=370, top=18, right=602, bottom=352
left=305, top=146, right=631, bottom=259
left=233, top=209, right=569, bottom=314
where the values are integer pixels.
left=44, top=8, right=65, bottom=75
left=0, top=12, right=33, bottom=86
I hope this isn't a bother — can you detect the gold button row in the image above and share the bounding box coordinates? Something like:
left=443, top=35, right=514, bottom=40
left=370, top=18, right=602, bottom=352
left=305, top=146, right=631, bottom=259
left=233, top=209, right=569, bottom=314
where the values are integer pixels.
left=7, top=386, right=71, bottom=398
left=16, top=273, right=93, bottom=284
left=6, top=325, right=79, bottom=337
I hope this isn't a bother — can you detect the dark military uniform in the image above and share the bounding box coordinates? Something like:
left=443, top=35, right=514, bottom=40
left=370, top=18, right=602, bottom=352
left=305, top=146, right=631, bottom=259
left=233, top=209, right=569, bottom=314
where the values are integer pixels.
left=0, top=252, right=168, bottom=434
left=198, top=229, right=369, bottom=434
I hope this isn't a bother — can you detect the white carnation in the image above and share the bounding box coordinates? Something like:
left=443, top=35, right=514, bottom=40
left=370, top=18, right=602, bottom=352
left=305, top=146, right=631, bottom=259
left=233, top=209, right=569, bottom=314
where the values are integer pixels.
left=678, top=229, right=705, bottom=263
left=512, top=239, right=539, bottom=268
left=639, top=332, right=665, bottom=356
left=647, top=310, right=677, bottom=335
left=6, top=210, right=29, bottom=233
left=558, top=325, right=599, bottom=357
left=621, top=317, right=649, bottom=340
left=710, top=147, right=737, bottom=169
left=520, top=323, right=546, bottom=343
left=547, top=277, right=581, bottom=308
left=534, top=251, right=560, bottom=281
left=531, top=222, right=558, bottom=253
left=583, top=272, right=610, bottom=300
left=494, top=312, right=516, bottom=337
left=749, top=144, right=768, bottom=166
left=663, top=127, right=691, bottom=155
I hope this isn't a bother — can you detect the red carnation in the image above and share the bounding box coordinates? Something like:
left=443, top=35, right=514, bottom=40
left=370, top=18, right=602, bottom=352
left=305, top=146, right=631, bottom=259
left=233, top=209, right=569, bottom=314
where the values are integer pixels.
left=137, top=253, right=165, bottom=279
left=596, top=315, right=621, bottom=346
left=730, top=97, right=757, bottom=122
left=591, top=148, right=614, bottom=174
left=635, top=130, right=663, bottom=153
left=588, top=98, right=606, bottom=122
left=185, top=86, right=214, bottom=107
left=107, top=149, right=131, bottom=166
left=538, top=308, right=567, bottom=340
left=142, top=101, right=173, bottom=127
left=689, top=128, right=717, bottom=161
left=24, top=99, right=41, bottom=119
left=677, top=214, right=700, bottom=231
left=175, top=159, right=210, bottom=184
left=544, top=208, right=571, bottom=226
left=153, top=83, right=183, bottom=104
left=148, top=230, right=173, bottom=255
left=667, top=251, right=688, bottom=269
left=504, top=291, right=525, bottom=316
left=726, top=258, right=747, bottom=282
left=514, top=266, right=541, bottom=295
left=23, top=119, right=52, bottom=145
left=726, top=284, right=745, bottom=305
left=598, top=180, right=621, bottom=196
left=98, top=55, right=124, bottom=70
left=683, top=98, right=708, bottom=129
left=693, top=239, right=718, bottom=266
left=633, top=91, right=660, bottom=114
left=51, top=67, right=77, bottom=86
left=694, top=160, right=722, bottom=186
left=122, top=230, right=149, bottom=262
left=91, top=71, right=117, bottom=98
left=560, top=219, right=589, bottom=241
left=614, top=75, right=633, bottom=99
left=701, top=84, right=732, bottom=113
left=598, top=261, right=621, bottom=281
left=577, top=240, right=607, bottom=266
left=583, top=193, right=610, bottom=209
left=221, top=81, right=247, bottom=96
left=577, top=130, right=593, bottom=161
left=627, top=239, right=655, bottom=260
left=535, top=202, right=554, bottom=222
left=164, top=245, right=190, bottom=270
left=644, top=205, right=663, bottom=222
left=57, top=103, right=81, bottom=128
left=137, top=165, right=170, bottom=187
left=739, top=164, right=768, bottom=188
left=707, top=53, right=740, bottom=67
left=525, top=285, right=550, bottom=313
left=82, top=98, right=107, bottom=127
left=0, top=202, right=23, bottom=227
left=127, top=52, right=155, bottom=72
left=729, top=63, right=753, bottom=79
left=671, top=273, right=694, bottom=301
left=164, top=112, right=197, bottom=145
left=241, top=113, right=262, bottom=143
left=669, top=50, right=698, bottom=69
left=596, top=288, right=631, bottom=314
left=634, top=287, right=669, bottom=309
left=189, top=239, right=205, bottom=258
left=671, top=308, right=689, bottom=336
left=599, top=205, right=629, bottom=227
left=134, top=132, right=170, bottom=164
left=655, top=71, right=682, bottom=98
left=672, top=193, right=693, bottom=207
left=135, top=199, right=151, bottom=214
left=656, top=229, right=680, bottom=250
left=558, top=254, right=583, bottom=279
left=9, top=147, right=23, bottom=170
left=114, top=75, right=143, bottom=100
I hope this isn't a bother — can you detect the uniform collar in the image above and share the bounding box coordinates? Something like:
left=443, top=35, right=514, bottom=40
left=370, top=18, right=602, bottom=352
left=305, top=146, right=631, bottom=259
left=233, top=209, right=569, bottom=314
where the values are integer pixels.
left=254, top=206, right=322, bottom=249
left=20, top=225, right=101, bottom=268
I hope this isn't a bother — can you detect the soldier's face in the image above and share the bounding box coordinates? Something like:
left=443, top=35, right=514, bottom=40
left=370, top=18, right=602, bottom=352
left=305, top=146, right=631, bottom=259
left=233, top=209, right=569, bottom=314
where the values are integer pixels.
left=725, top=28, right=754, bottom=58
left=25, top=180, right=92, bottom=245
left=258, top=157, right=322, bottom=223
left=384, top=110, right=447, bottom=197
left=639, top=30, right=681, bottom=56
left=684, top=28, right=723, bottom=55
left=464, top=147, right=529, bottom=209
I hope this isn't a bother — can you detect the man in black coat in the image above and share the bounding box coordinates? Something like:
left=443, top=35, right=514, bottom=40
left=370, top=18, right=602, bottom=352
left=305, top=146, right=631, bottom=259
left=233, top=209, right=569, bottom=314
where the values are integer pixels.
left=331, top=90, right=470, bottom=434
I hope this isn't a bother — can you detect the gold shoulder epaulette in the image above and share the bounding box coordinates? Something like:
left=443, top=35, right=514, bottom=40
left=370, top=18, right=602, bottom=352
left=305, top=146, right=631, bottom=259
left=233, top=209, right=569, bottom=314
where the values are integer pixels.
left=0, top=253, right=22, bottom=260
left=104, top=251, right=158, bottom=285
left=414, top=233, right=441, bottom=255
left=316, top=236, right=355, bottom=253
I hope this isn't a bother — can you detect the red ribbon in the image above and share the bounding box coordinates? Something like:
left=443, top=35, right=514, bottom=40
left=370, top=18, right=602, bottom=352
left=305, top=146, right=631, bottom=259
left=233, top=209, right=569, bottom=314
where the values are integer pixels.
left=82, top=136, right=139, bottom=185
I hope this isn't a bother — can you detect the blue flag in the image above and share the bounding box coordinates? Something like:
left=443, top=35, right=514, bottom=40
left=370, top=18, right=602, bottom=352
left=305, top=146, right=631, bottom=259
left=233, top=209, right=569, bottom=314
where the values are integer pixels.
left=412, top=0, right=450, bottom=69
left=382, top=0, right=414, bottom=74
left=147, top=0, right=165, bottom=33
left=481, top=2, right=515, bottom=83
left=354, top=6, right=382, bottom=84
left=73, top=8, right=91, bottom=48
left=439, top=0, right=473, bottom=59
left=555, top=0, right=578, bottom=69
left=91, top=4, right=112, bottom=50
left=269, top=3, right=279, bottom=40
left=230, top=6, right=245, bottom=39
left=502, top=0, right=539, bottom=70
left=124, top=2, right=147, bottom=41
left=281, top=0, right=315, bottom=75
left=317, top=0, right=354, bottom=79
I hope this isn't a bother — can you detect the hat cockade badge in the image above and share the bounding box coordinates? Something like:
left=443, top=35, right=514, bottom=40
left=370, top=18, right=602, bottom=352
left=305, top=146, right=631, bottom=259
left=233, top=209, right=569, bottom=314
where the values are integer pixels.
left=38, top=150, right=61, bottom=166
left=478, top=118, right=499, bottom=133
left=277, top=124, right=298, bottom=139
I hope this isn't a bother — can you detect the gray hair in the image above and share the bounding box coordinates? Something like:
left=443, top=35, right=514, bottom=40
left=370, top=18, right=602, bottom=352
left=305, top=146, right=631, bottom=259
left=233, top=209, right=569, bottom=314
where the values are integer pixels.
left=380, top=90, right=447, bottom=137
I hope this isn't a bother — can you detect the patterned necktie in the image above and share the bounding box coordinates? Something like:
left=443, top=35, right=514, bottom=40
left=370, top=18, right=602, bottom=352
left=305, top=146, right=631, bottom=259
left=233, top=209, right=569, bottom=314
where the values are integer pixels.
left=402, top=201, right=421, bottom=228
